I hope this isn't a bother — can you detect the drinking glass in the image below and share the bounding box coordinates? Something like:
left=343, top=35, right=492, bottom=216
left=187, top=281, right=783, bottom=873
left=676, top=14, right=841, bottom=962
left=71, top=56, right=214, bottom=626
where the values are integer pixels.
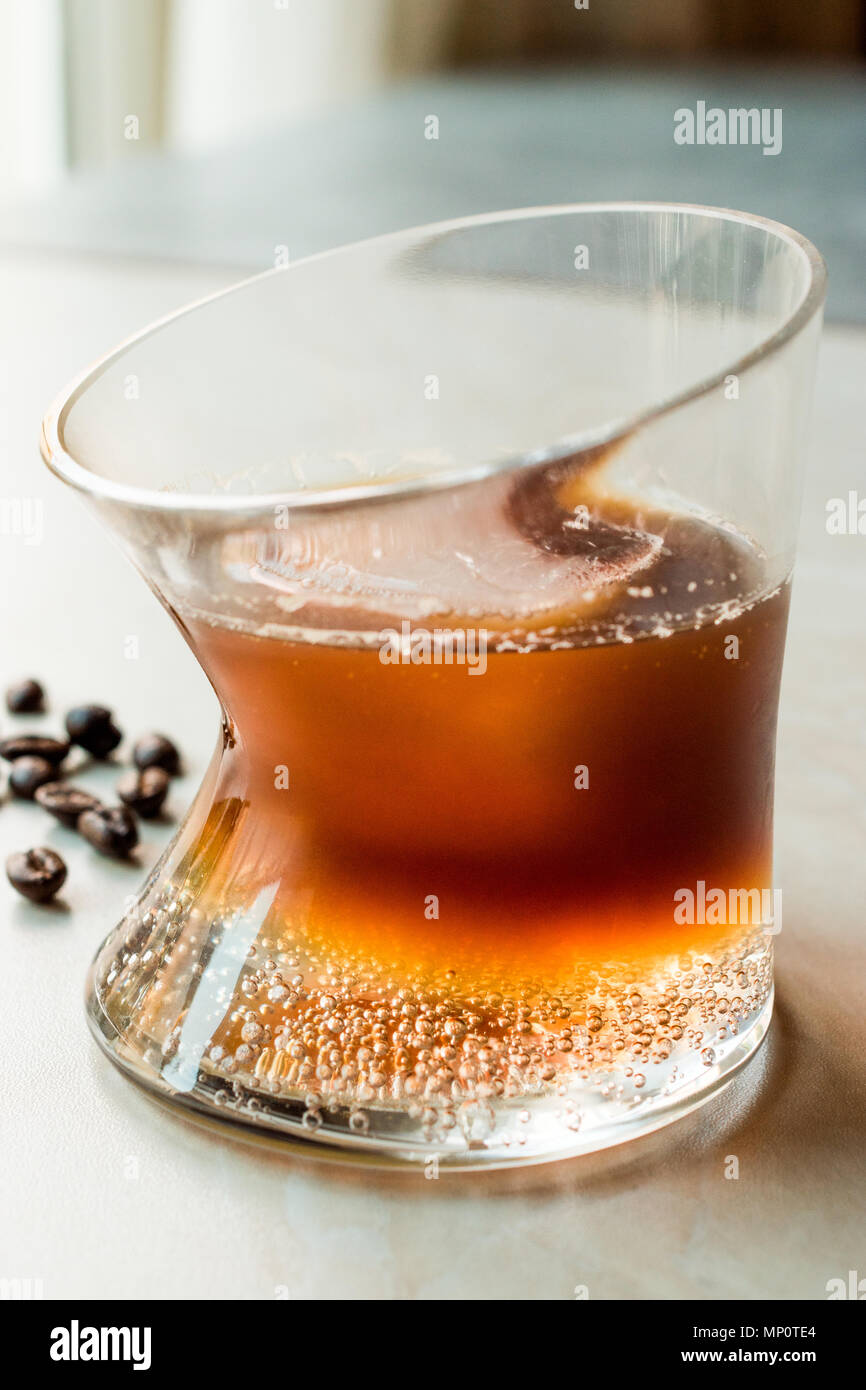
left=41, top=205, right=825, bottom=1167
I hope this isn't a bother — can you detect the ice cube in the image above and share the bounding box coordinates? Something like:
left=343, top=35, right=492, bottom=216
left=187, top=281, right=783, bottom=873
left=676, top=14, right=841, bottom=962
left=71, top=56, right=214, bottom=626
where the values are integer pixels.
left=232, top=447, right=662, bottom=631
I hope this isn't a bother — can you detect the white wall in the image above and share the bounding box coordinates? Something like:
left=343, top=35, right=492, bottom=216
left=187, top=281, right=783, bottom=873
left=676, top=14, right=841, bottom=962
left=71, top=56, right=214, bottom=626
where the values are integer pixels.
left=0, top=0, right=66, bottom=190
left=0, top=0, right=458, bottom=186
left=64, top=0, right=168, bottom=166
left=165, top=0, right=395, bottom=154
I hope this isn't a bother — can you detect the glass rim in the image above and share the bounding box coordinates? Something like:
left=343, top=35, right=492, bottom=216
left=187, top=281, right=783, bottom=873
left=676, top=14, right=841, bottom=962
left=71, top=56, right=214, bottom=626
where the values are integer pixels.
left=40, top=201, right=827, bottom=516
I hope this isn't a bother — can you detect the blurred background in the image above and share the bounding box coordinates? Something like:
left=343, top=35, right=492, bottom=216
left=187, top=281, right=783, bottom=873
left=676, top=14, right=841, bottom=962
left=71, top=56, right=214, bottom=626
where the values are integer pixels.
left=1, top=1, right=865, bottom=1301
left=0, top=0, right=864, bottom=318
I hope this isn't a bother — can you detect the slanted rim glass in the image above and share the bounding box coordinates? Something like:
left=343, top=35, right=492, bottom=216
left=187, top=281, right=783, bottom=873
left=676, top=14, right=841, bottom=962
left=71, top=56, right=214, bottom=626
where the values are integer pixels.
left=40, top=202, right=826, bottom=514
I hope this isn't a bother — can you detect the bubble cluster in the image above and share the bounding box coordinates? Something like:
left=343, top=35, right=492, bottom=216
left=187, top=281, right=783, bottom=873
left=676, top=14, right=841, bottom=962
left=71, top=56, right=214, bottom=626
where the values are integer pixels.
left=96, top=883, right=773, bottom=1152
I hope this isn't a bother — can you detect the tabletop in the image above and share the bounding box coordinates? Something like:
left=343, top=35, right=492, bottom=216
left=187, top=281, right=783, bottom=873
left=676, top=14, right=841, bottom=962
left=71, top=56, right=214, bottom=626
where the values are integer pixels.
left=0, top=243, right=863, bottom=1299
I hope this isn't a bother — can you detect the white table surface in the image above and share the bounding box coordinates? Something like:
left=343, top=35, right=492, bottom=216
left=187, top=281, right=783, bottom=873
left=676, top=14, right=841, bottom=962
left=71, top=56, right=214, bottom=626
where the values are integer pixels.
left=1, top=248, right=864, bottom=1300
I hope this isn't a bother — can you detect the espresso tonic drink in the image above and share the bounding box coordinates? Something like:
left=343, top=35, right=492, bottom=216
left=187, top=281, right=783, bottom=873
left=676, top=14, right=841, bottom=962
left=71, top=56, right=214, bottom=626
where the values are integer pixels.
left=95, top=451, right=786, bottom=1150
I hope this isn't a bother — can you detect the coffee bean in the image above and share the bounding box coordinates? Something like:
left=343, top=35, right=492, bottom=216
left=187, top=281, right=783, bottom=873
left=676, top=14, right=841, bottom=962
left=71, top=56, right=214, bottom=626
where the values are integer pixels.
left=117, top=766, right=169, bottom=819
left=0, top=735, right=69, bottom=766
left=9, top=756, right=56, bottom=800
left=65, top=705, right=123, bottom=759
left=6, top=847, right=67, bottom=903
left=5, top=678, right=45, bottom=714
left=133, top=733, right=181, bottom=777
left=78, top=805, right=139, bottom=858
left=34, top=782, right=103, bottom=829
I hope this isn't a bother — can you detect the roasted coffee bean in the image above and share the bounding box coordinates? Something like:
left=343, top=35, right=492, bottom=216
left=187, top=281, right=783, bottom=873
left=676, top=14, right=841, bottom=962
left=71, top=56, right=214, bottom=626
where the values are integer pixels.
left=133, top=733, right=181, bottom=777
left=65, top=704, right=123, bottom=759
left=5, top=678, right=45, bottom=714
left=0, top=734, right=69, bottom=766
left=34, top=782, right=103, bottom=829
left=6, top=847, right=67, bottom=903
left=78, top=805, right=139, bottom=858
left=9, top=755, right=56, bottom=800
left=117, top=766, right=169, bottom=819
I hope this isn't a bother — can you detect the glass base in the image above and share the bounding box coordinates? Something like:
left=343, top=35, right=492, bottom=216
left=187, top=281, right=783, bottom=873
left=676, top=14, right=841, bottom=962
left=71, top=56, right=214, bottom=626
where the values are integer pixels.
left=85, top=962, right=773, bottom=1170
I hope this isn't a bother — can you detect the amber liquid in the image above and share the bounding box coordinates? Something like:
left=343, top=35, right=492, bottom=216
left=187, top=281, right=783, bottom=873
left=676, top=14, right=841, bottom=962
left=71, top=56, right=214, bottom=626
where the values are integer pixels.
left=133, top=493, right=779, bottom=1110
left=97, top=473, right=786, bottom=1125
left=185, top=511, right=785, bottom=963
